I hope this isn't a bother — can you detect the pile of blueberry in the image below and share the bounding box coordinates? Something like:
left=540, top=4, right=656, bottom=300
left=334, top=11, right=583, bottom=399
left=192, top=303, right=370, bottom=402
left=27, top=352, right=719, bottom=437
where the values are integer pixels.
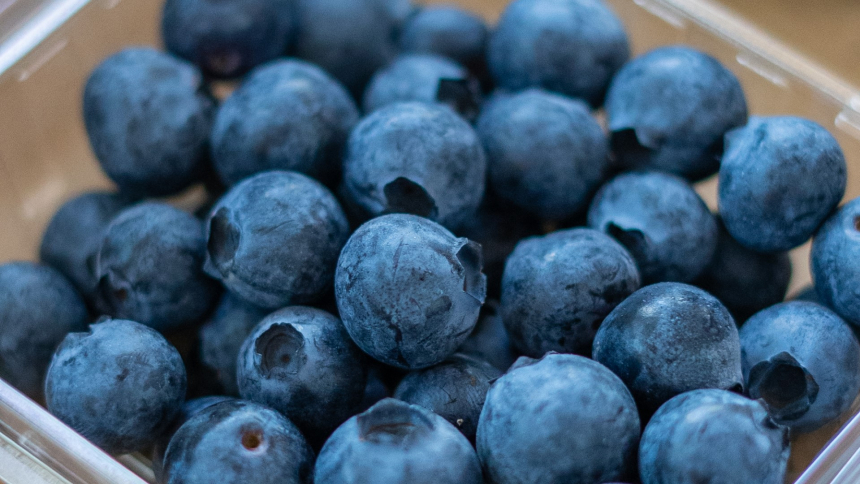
left=1, top=0, right=859, bottom=483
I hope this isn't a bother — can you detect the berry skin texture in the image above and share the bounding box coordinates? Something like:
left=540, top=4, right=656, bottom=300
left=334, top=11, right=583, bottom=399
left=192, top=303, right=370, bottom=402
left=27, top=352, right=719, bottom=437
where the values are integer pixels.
left=205, top=170, right=350, bottom=309
left=45, top=319, right=186, bottom=455
left=477, top=89, right=610, bottom=221
left=0, top=262, right=88, bottom=398
left=592, top=282, right=744, bottom=415
left=477, top=353, right=640, bottom=484
left=606, top=46, right=748, bottom=181
left=315, top=398, right=483, bottom=484
left=211, top=59, right=359, bottom=187
left=639, top=389, right=789, bottom=484
left=719, top=116, right=847, bottom=253
left=83, top=48, right=215, bottom=197
left=812, top=197, right=860, bottom=326
left=740, top=302, right=860, bottom=433
left=500, top=228, right=640, bottom=357
left=163, top=400, right=314, bottom=484
left=399, top=6, right=488, bottom=71
left=335, top=214, right=487, bottom=369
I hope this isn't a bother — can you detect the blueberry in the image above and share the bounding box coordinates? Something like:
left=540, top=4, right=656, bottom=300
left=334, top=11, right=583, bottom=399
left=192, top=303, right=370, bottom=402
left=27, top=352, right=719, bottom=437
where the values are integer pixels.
left=477, top=353, right=640, bottom=483
left=294, top=0, right=414, bottom=96
left=458, top=301, right=519, bottom=372
left=399, top=6, right=488, bottom=72
left=588, top=171, right=718, bottom=284
left=606, top=46, right=747, bottom=181
left=639, top=389, right=789, bottom=484
left=394, top=353, right=500, bottom=442
left=476, top=89, right=610, bottom=220
left=812, top=197, right=860, bottom=325
left=335, top=214, right=486, bottom=369
left=162, top=0, right=294, bottom=79
left=0, top=262, right=87, bottom=398
left=315, top=398, right=482, bottom=484
left=487, top=0, right=629, bottom=107
left=342, top=102, right=487, bottom=230
left=45, top=319, right=186, bottom=454
left=695, top=217, right=792, bottom=323
left=83, top=48, right=215, bottom=197
left=593, top=282, right=744, bottom=414
left=200, top=293, right=268, bottom=395
left=719, top=116, right=847, bottom=252
left=163, top=400, right=314, bottom=484
left=205, top=171, right=349, bottom=309
left=501, top=228, right=640, bottom=357
left=358, top=363, right=394, bottom=412
left=211, top=60, right=359, bottom=187
left=740, top=302, right=860, bottom=433
left=96, top=202, right=219, bottom=333
left=237, top=306, right=368, bottom=445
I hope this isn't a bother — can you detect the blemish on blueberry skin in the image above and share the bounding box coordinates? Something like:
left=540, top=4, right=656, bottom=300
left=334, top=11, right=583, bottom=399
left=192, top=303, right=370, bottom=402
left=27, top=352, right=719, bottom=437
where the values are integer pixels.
left=748, top=351, right=819, bottom=422
left=255, top=324, right=305, bottom=377
left=240, top=427, right=265, bottom=451
left=383, top=177, right=439, bottom=219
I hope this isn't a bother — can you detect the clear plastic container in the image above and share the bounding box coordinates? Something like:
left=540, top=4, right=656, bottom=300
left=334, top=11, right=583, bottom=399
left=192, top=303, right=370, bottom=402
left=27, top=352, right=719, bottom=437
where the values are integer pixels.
left=1, top=0, right=859, bottom=482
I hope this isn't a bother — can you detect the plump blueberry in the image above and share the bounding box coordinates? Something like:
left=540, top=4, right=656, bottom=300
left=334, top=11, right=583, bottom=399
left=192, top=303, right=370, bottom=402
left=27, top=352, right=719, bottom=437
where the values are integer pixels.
left=163, top=400, right=314, bottom=484
left=96, top=202, right=219, bottom=333
left=606, top=46, right=747, bottom=181
left=45, top=319, right=186, bottom=454
left=812, top=197, right=860, bottom=325
left=343, top=102, right=487, bottom=230
left=588, top=171, right=718, bottom=284
left=593, top=282, right=744, bottom=414
left=83, top=48, right=214, bottom=197
left=477, top=353, right=640, bottom=483
left=162, top=0, right=294, bottom=79
left=211, top=60, right=359, bottom=187
left=363, top=54, right=481, bottom=121
left=200, top=294, right=268, bottom=395
left=399, top=6, right=488, bottom=72
left=315, top=398, right=482, bottom=484
left=0, top=262, right=87, bottom=398
left=205, top=171, right=349, bottom=309
left=719, top=116, right=847, bottom=252
left=458, top=301, right=518, bottom=372
left=237, top=306, right=368, bottom=445
left=394, top=353, right=500, bottom=442
left=739, top=302, right=860, bottom=433
left=477, top=89, right=610, bottom=220
left=335, top=214, right=486, bottom=369
left=487, top=0, right=629, bottom=107
left=294, top=0, right=414, bottom=95
left=695, top=217, right=792, bottom=323
left=501, top=228, right=640, bottom=357
left=639, top=389, right=789, bottom=484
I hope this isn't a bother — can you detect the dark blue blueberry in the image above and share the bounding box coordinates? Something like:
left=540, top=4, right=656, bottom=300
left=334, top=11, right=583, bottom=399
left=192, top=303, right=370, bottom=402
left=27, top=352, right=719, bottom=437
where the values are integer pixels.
left=358, top=363, right=393, bottom=412
left=342, top=102, right=487, bottom=230
left=500, top=228, right=640, bottom=357
left=477, top=88, right=610, bottom=221
left=205, top=171, right=349, bottom=309
left=477, top=353, right=640, bottom=483
left=740, top=302, right=860, bottom=433
left=394, top=353, right=500, bottom=442
left=639, top=389, right=789, bottom=484
left=335, top=214, right=486, bottom=369
left=293, top=0, right=414, bottom=96
left=96, top=202, right=219, bottom=333
left=200, top=293, right=268, bottom=395
left=458, top=301, right=519, bottom=372
left=315, top=398, right=482, bottom=484
left=399, top=6, right=488, bottom=72
left=719, top=116, right=847, bottom=252
left=487, top=0, right=629, bottom=107
left=45, top=319, right=186, bottom=454
left=83, top=48, right=215, bottom=197
left=588, top=171, right=718, bottom=284
left=812, top=197, right=860, bottom=325
left=162, top=0, right=294, bottom=79
left=695, top=217, right=791, bottom=323
left=163, top=400, right=314, bottom=484
left=0, top=262, right=87, bottom=398
left=606, top=46, right=748, bottom=181
left=237, top=306, right=368, bottom=445
left=592, top=282, right=744, bottom=414
left=211, top=59, right=359, bottom=187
